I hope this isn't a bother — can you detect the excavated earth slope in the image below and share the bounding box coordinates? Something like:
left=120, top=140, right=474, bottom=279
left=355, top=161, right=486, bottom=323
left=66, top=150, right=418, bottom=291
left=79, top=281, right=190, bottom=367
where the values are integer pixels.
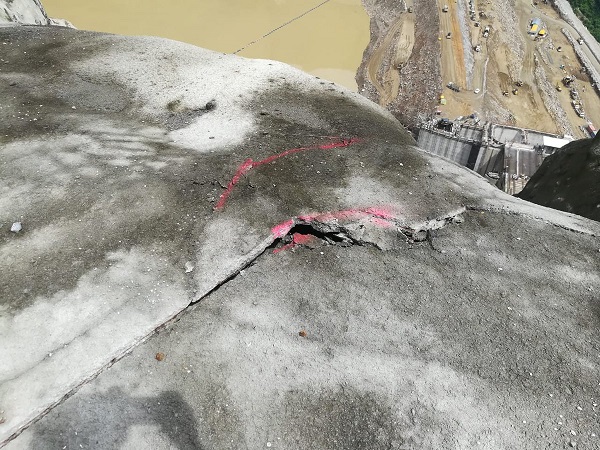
left=518, top=133, right=600, bottom=222
left=0, top=23, right=599, bottom=450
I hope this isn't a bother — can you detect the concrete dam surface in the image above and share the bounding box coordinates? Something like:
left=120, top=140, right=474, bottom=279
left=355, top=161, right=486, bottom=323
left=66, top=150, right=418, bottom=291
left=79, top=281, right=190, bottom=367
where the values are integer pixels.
left=41, top=0, right=370, bottom=91
left=1, top=1, right=600, bottom=449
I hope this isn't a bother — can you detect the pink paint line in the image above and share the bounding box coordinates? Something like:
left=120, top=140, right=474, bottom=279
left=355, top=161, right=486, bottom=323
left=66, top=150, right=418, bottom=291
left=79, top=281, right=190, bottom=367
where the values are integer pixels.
left=271, top=219, right=295, bottom=238
left=214, top=137, right=361, bottom=210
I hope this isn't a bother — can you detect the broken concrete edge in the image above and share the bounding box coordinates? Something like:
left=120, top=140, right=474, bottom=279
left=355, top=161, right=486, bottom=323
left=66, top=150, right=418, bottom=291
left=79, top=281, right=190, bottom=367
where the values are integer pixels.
left=465, top=204, right=600, bottom=238
left=414, top=144, right=600, bottom=237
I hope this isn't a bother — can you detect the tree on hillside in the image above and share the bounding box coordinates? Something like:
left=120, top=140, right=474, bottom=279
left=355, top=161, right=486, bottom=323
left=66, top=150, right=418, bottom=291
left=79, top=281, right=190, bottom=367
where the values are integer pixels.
left=567, top=0, right=600, bottom=41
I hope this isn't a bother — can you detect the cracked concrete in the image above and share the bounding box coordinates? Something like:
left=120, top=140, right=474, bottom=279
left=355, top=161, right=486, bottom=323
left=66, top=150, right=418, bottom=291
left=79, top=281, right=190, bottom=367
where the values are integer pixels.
left=8, top=208, right=600, bottom=450
left=0, top=17, right=599, bottom=450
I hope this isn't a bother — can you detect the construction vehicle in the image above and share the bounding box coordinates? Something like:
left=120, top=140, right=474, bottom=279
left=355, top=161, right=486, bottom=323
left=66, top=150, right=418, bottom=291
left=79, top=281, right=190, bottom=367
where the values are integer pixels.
left=446, top=81, right=460, bottom=92
left=474, top=45, right=481, bottom=52
left=529, top=18, right=542, bottom=35
left=570, top=89, right=579, bottom=100
left=515, top=80, right=523, bottom=87
left=562, top=76, right=575, bottom=87
left=512, top=88, right=519, bottom=95
left=407, top=6, right=413, bottom=13
left=573, top=102, right=585, bottom=118
left=446, top=32, right=452, bottom=39
left=556, top=84, right=562, bottom=92
left=586, top=123, right=596, bottom=137
left=442, top=4, right=449, bottom=12
left=483, top=26, right=490, bottom=38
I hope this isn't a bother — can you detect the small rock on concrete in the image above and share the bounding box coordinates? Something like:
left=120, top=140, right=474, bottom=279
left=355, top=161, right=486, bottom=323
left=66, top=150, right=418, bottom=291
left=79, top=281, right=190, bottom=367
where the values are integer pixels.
left=184, top=261, right=195, bottom=273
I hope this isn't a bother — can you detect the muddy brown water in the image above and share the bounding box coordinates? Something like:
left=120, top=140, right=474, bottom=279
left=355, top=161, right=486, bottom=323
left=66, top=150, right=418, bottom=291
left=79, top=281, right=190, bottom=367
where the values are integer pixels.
left=43, top=0, right=369, bottom=91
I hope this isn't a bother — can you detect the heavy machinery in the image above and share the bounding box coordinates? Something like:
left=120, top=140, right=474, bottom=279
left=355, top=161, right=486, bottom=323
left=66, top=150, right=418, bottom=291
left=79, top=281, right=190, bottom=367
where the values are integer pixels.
left=563, top=76, right=575, bottom=87
left=447, top=81, right=460, bottom=92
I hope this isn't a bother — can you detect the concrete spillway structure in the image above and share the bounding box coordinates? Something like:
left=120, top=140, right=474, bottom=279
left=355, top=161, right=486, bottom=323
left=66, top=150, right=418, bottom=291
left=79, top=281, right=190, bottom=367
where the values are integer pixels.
left=417, top=118, right=573, bottom=194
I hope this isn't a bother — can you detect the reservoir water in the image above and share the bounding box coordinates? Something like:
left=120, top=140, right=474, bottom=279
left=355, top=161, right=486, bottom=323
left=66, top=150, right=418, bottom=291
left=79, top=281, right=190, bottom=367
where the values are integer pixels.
left=42, top=0, right=369, bottom=90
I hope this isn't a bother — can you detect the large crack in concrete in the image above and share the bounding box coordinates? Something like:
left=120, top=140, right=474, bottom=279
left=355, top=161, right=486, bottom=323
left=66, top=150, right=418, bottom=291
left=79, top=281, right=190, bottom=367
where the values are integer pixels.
left=269, top=207, right=468, bottom=251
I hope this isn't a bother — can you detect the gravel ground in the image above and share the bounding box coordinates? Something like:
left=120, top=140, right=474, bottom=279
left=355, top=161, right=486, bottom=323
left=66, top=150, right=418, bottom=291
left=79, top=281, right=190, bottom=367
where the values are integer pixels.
left=485, top=0, right=525, bottom=80
left=533, top=54, right=574, bottom=135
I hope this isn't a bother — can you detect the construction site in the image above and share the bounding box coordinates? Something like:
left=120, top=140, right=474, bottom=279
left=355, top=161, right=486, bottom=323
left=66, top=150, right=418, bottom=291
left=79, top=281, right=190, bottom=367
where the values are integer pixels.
left=417, top=116, right=574, bottom=194
left=356, top=0, right=600, bottom=195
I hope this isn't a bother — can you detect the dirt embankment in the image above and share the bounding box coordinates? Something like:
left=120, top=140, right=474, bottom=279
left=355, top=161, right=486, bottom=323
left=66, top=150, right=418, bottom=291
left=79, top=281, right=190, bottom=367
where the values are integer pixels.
left=358, top=0, right=442, bottom=131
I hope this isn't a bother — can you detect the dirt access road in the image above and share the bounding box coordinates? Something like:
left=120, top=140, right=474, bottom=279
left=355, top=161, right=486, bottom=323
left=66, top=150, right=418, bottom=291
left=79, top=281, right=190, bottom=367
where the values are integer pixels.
left=439, top=1, right=467, bottom=88
left=358, top=0, right=600, bottom=137
left=365, top=2, right=415, bottom=107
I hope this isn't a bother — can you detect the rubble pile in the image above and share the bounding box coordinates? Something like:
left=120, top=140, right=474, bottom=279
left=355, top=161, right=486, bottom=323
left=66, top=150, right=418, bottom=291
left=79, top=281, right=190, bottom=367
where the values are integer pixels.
left=488, top=0, right=525, bottom=79
left=533, top=55, right=574, bottom=135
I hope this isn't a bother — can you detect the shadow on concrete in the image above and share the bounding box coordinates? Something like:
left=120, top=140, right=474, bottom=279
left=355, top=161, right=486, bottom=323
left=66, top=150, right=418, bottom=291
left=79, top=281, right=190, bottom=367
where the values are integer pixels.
left=30, top=387, right=203, bottom=449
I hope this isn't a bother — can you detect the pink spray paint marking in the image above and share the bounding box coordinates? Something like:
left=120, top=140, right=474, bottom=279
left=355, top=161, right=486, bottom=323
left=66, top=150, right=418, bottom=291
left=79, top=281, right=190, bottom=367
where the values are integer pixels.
left=271, top=219, right=295, bottom=238
left=214, top=137, right=362, bottom=210
left=271, top=206, right=398, bottom=253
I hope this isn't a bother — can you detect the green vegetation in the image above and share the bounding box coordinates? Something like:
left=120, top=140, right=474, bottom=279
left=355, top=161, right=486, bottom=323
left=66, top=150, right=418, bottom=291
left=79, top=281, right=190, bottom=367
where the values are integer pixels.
left=567, top=0, right=600, bottom=41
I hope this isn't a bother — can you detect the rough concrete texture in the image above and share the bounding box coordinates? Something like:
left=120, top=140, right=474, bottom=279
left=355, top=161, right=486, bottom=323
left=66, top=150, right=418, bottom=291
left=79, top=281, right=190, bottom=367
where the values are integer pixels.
left=9, top=212, right=600, bottom=450
left=518, top=133, right=600, bottom=222
left=0, top=24, right=599, bottom=449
